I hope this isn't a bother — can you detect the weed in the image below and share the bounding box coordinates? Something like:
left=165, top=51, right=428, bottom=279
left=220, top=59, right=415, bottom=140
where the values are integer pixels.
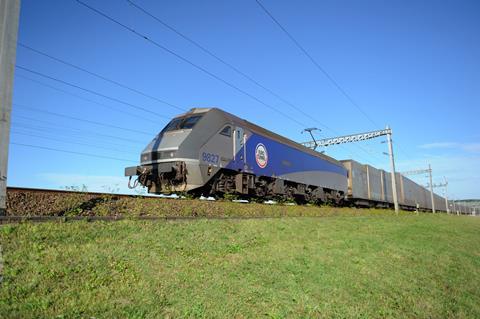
left=223, top=193, right=239, bottom=201
left=0, top=215, right=479, bottom=317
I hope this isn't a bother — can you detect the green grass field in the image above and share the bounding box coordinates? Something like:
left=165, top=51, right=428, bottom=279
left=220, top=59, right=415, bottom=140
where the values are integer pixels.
left=1, top=213, right=479, bottom=318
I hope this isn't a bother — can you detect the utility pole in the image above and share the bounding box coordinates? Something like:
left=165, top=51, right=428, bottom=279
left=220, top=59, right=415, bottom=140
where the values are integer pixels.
left=428, top=164, right=435, bottom=213
left=301, top=126, right=399, bottom=214
left=0, top=0, right=21, bottom=216
left=402, top=165, right=435, bottom=213
left=386, top=126, right=399, bottom=214
left=426, top=179, right=448, bottom=213
left=444, top=177, right=449, bottom=214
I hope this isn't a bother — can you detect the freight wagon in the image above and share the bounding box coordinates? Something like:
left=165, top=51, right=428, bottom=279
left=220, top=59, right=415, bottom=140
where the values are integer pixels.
left=341, top=159, right=448, bottom=212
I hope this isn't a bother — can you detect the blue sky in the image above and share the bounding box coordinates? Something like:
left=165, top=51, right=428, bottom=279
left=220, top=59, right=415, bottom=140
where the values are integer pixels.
left=8, top=0, right=480, bottom=199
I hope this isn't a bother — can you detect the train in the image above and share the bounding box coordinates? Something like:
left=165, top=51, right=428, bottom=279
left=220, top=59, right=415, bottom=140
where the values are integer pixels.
left=125, top=107, right=462, bottom=213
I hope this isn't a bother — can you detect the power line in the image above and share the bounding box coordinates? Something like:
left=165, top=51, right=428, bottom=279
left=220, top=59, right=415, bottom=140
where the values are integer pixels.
left=394, top=140, right=414, bottom=162
left=16, top=65, right=171, bottom=120
left=18, top=42, right=186, bottom=112
left=75, top=0, right=308, bottom=128
left=11, top=130, right=138, bottom=154
left=16, top=73, right=161, bottom=124
left=14, top=103, right=153, bottom=136
left=127, top=0, right=390, bottom=166
left=13, top=126, right=140, bottom=150
left=12, top=120, right=145, bottom=144
left=126, top=0, right=384, bottom=163
left=17, top=69, right=381, bottom=164
left=13, top=114, right=80, bottom=131
left=126, top=0, right=332, bottom=130
left=76, top=0, right=383, bottom=166
left=254, top=0, right=378, bottom=127
left=255, top=0, right=417, bottom=164
left=126, top=1, right=392, bottom=164
left=12, top=120, right=145, bottom=145
left=11, top=142, right=137, bottom=163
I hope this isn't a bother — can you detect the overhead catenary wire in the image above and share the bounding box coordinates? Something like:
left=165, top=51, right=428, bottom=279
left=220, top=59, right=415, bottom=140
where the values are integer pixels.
left=17, top=68, right=381, bottom=164
left=12, top=112, right=149, bottom=148
left=12, top=120, right=145, bottom=144
left=11, top=130, right=139, bottom=154
left=127, top=0, right=391, bottom=165
left=16, top=65, right=171, bottom=120
left=126, top=0, right=386, bottom=164
left=255, top=0, right=379, bottom=128
left=126, top=0, right=332, bottom=130
left=13, top=125, right=141, bottom=150
left=14, top=103, right=153, bottom=136
left=16, top=1, right=382, bottom=167
left=13, top=115, right=90, bottom=133
left=11, top=142, right=137, bottom=163
left=16, top=73, right=161, bottom=124
left=75, top=0, right=308, bottom=129
left=76, top=0, right=382, bottom=165
left=255, top=0, right=416, bottom=164
left=395, top=141, right=415, bottom=163
left=18, top=42, right=186, bottom=113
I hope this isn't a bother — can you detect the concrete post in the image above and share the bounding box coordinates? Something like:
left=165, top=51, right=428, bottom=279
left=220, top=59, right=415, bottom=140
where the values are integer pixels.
left=0, top=0, right=21, bottom=216
left=444, top=177, right=449, bottom=214
left=428, top=164, right=435, bottom=213
left=386, top=126, right=399, bottom=214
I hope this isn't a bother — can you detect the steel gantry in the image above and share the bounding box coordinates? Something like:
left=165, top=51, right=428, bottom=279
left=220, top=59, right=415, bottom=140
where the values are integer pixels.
left=301, top=127, right=399, bottom=214
left=426, top=177, right=449, bottom=214
left=301, top=128, right=392, bottom=149
left=402, top=164, right=436, bottom=213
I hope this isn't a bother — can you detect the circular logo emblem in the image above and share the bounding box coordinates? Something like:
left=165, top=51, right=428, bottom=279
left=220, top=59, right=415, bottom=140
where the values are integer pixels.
left=255, top=143, right=268, bottom=168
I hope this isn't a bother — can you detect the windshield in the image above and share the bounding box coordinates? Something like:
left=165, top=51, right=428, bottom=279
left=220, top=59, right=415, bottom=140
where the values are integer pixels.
left=161, top=115, right=203, bottom=133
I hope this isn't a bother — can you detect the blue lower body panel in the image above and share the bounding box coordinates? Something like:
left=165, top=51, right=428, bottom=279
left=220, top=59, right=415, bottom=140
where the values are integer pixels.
left=226, top=133, right=347, bottom=192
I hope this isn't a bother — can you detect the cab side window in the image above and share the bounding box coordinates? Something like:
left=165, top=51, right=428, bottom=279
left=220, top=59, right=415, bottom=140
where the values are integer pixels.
left=220, top=125, right=232, bottom=137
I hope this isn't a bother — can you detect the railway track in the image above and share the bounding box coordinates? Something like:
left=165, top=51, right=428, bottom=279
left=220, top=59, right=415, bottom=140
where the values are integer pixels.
left=6, top=186, right=150, bottom=199
left=2, top=186, right=345, bottom=224
left=3, top=187, right=472, bottom=224
left=4, top=186, right=177, bottom=220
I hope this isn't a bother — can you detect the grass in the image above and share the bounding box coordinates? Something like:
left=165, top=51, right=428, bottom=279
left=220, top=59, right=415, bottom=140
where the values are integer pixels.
left=1, top=213, right=479, bottom=318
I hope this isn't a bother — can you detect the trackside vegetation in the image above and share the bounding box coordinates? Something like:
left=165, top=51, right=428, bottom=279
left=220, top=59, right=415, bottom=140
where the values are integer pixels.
left=6, top=189, right=408, bottom=218
left=1, top=213, right=479, bottom=318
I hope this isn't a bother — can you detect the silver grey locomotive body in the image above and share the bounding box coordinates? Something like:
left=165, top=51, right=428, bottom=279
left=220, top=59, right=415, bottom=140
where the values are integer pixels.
left=126, top=107, right=347, bottom=203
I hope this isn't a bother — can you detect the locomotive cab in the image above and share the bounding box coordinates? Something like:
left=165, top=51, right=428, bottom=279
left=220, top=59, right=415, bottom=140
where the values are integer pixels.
left=125, top=108, right=244, bottom=194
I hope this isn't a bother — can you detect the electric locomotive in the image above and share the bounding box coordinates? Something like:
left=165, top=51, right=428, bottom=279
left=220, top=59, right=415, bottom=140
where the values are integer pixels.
left=125, top=108, right=347, bottom=203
